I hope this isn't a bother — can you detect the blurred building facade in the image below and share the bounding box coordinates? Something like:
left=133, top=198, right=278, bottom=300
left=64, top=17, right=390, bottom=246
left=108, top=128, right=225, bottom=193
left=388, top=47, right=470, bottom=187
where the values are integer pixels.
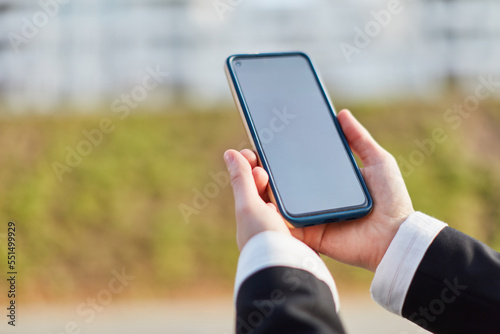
left=0, top=0, right=500, bottom=113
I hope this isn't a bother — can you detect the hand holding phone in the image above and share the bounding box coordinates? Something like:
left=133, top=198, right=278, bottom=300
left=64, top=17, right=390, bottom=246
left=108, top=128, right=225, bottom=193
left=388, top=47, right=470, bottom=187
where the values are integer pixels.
left=224, top=109, right=415, bottom=271
left=225, top=52, right=372, bottom=227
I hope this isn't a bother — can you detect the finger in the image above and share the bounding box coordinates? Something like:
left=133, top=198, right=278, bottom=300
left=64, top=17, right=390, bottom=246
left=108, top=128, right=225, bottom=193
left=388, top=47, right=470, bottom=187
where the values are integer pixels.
left=240, top=149, right=258, bottom=169
left=224, top=149, right=261, bottom=210
left=253, top=167, right=271, bottom=202
left=252, top=166, right=268, bottom=196
left=337, top=109, right=386, bottom=166
left=266, top=202, right=278, bottom=212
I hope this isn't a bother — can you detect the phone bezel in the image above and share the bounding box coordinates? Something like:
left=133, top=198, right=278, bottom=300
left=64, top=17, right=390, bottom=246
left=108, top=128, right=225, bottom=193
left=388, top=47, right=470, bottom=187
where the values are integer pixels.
left=225, top=51, right=373, bottom=227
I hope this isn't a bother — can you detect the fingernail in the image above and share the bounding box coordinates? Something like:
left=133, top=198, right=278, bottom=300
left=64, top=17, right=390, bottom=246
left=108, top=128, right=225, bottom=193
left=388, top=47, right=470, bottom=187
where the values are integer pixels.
left=224, top=151, right=233, bottom=168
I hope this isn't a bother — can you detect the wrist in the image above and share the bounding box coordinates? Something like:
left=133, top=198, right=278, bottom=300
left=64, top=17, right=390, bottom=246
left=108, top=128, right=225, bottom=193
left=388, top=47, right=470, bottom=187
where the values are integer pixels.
left=237, top=216, right=291, bottom=251
left=370, top=209, right=415, bottom=272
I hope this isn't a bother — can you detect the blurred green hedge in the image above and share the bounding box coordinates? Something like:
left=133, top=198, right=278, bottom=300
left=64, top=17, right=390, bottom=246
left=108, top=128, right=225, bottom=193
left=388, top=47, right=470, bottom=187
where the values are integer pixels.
left=0, top=97, right=499, bottom=302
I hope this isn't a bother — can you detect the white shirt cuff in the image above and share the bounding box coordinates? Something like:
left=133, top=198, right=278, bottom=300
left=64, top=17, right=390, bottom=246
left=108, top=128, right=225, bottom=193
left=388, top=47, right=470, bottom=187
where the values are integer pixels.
left=234, top=231, right=340, bottom=312
left=370, top=212, right=447, bottom=315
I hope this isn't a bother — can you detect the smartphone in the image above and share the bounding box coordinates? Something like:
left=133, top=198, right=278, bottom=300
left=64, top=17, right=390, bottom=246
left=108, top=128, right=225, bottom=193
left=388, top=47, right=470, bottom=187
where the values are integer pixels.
left=224, top=52, right=372, bottom=227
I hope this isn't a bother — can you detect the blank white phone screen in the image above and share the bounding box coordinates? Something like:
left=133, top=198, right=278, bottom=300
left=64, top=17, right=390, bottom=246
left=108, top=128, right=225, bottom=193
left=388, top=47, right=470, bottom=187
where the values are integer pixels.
left=232, top=55, right=366, bottom=216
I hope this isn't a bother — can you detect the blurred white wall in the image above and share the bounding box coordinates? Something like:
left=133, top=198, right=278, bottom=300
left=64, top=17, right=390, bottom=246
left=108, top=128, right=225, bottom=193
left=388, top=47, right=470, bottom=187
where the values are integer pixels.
left=0, top=0, right=500, bottom=113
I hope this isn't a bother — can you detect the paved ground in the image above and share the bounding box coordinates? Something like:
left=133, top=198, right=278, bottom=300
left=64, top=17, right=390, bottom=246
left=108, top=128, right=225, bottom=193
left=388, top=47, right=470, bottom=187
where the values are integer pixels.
left=1, top=295, right=429, bottom=334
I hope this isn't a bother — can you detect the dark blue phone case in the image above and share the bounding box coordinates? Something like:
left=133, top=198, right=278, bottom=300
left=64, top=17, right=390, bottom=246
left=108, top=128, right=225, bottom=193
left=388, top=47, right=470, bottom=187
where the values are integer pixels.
left=225, top=51, right=373, bottom=227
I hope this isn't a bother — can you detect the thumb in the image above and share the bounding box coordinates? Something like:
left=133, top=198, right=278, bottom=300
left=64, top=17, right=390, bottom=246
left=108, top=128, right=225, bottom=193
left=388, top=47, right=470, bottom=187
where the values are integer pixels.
left=337, top=109, right=386, bottom=166
left=224, top=149, right=260, bottom=211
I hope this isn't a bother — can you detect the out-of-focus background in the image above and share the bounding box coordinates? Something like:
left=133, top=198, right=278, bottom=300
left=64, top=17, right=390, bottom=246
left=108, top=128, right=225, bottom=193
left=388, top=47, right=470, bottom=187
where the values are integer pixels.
left=1, top=0, right=500, bottom=333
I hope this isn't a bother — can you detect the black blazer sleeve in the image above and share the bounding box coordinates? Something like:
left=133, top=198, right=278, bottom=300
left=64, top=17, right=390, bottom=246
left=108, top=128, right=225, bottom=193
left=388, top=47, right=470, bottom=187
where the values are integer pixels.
left=236, top=266, right=346, bottom=334
left=402, top=226, right=500, bottom=333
